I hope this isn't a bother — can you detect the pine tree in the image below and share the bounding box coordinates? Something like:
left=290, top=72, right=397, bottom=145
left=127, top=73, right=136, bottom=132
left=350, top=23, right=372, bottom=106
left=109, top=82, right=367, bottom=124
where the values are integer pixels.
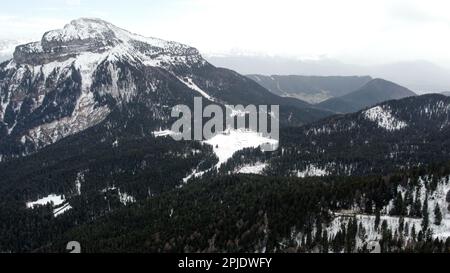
left=411, top=188, right=422, bottom=218
left=375, top=209, right=381, bottom=231
left=445, top=237, right=450, bottom=253
left=391, top=192, right=405, bottom=216
left=315, top=218, right=323, bottom=244
left=422, top=194, right=429, bottom=231
left=404, top=187, right=414, bottom=210
left=411, top=225, right=417, bottom=241
left=417, top=231, right=424, bottom=242
left=306, top=230, right=313, bottom=250
left=322, top=230, right=329, bottom=253
left=434, top=204, right=442, bottom=226
left=426, top=229, right=433, bottom=242
left=345, top=218, right=358, bottom=253
left=381, top=219, right=388, bottom=233
left=398, top=216, right=405, bottom=234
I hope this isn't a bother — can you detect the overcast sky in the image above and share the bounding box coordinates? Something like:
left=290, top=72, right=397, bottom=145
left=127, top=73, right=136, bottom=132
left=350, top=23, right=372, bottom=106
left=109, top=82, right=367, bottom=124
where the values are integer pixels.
left=1, top=0, right=450, bottom=68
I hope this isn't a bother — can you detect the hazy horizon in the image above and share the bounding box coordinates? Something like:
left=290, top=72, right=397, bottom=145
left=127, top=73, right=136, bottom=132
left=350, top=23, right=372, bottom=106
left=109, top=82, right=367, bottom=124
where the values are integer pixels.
left=2, top=0, right=450, bottom=92
left=1, top=0, right=450, bottom=67
left=204, top=54, right=450, bottom=93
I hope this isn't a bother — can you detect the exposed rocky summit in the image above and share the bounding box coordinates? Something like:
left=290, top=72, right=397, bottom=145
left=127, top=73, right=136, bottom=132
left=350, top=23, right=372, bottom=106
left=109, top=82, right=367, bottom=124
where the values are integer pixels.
left=13, top=18, right=202, bottom=66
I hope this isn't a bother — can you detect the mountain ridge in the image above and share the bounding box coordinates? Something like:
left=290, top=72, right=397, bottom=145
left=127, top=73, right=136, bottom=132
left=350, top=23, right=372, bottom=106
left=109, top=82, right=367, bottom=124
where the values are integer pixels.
left=317, top=78, right=416, bottom=113
left=219, top=93, right=450, bottom=177
left=246, top=74, right=372, bottom=103
left=206, top=54, right=450, bottom=93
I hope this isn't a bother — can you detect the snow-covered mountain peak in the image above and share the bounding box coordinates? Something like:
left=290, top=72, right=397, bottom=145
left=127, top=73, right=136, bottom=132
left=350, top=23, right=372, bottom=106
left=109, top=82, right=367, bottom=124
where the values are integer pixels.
left=12, top=18, right=203, bottom=68
left=42, top=18, right=178, bottom=50
left=43, top=18, right=121, bottom=44
left=0, top=18, right=211, bottom=160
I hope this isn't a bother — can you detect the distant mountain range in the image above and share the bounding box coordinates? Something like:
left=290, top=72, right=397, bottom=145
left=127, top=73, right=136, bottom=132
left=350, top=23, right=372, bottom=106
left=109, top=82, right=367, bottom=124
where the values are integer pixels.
left=247, top=75, right=416, bottom=113
left=317, top=79, right=416, bottom=113
left=207, top=54, right=450, bottom=93
left=246, top=75, right=372, bottom=104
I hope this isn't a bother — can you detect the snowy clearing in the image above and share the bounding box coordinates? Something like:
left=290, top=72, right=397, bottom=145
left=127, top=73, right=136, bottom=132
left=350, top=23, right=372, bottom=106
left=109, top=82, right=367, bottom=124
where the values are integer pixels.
left=26, top=194, right=66, bottom=208
left=26, top=194, right=73, bottom=217
left=183, top=130, right=278, bottom=183
left=204, top=129, right=279, bottom=167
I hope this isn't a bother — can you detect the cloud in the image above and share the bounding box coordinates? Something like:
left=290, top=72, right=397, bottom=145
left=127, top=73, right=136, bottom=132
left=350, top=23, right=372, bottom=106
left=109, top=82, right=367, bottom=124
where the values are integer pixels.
left=1, top=0, right=450, bottom=67
left=137, top=0, right=450, bottom=66
left=387, top=0, right=450, bottom=25
left=0, top=15, right=66, bottom=40
left=65, top=0, right=81, bottom=6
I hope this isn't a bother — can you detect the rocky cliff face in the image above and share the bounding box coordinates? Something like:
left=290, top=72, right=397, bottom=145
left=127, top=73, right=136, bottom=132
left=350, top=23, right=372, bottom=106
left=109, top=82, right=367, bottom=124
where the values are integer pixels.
left=0, top=18, right=210, bottom=161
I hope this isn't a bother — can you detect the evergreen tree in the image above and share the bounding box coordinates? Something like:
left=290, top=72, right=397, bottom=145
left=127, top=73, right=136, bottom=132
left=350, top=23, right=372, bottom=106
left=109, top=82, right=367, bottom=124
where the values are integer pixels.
left=404, top=187, right=414, bottom=210
left=411, top=188, right=422, bottom=218
left=375, top=209, right=381, bottom=231
left=391, top=192, right=405, bottom=216
left=445, top=237, right=450, bottom=253
left=417, top=231, right=424, bottom=242
left=358, top=222, right=367, bottom=244
left=404, top=222, right=410, bottom=237
left=315, top=218, right=323, bottom=245
left=434, top=204, right=442, bottom=226
left=398, top=216, right=405, bottom=234
left=426, top=229, right=433, bottom=242
left=411, top=225, right=417, bottom=241
left=422, top=194, right=429, bottom=231
left=322, top=230, right=329, bottom=253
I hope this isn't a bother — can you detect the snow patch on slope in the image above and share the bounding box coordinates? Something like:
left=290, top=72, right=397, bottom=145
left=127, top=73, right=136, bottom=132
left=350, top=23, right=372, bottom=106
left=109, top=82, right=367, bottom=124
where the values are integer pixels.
left=53, top=203, right=73, bottom=217
left=183, top=169, right=208, bottom=183
left=237, top=163, right=267, bottom=175
left=26, top=194, right=72, bottom=217
left=153, top=129, right=176, bottom=138
left=364, top=106, right=407, bottom=131
left=297, top=164, right=329, bottom=178
left=26, top=194, right=66, bottom=208
left=175, top=76, right=214, bottom=101
left=75, top=171, right=86, bottom=195
left=101, top=186, right=136, bottom=205
left=119, top=192, right=136, bottom=205
left=27, top=91, right=110, bottom=147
